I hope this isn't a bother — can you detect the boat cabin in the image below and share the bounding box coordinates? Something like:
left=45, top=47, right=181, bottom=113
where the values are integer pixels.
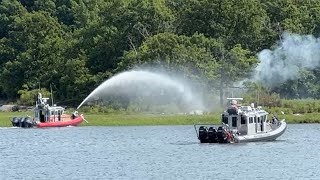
left=33, top=93, right=66, bottom=123
left=222, top=98, right=269, bottom=135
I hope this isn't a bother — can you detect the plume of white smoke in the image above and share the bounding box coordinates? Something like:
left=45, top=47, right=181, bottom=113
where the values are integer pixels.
left=254, top=32, right=320, bottom=87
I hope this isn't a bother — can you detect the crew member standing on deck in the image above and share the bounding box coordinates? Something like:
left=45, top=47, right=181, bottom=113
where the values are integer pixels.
left=72, top=111, right=79, bottom=119
left=227, top=99, right=239, bottom=114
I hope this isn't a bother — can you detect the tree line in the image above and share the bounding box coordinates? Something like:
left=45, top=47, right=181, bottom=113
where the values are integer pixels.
left=1, top=0, right=320, bottom=106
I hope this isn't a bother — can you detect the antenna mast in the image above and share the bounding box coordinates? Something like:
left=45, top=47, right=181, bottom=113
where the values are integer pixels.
left=50, top=84, right=54, bottom=106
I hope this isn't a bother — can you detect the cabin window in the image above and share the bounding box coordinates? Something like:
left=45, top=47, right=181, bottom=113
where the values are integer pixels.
left=223, top=117, right=228, bottom=124
left=241, top=116, right=246, bottom=124
left=257, top=117, right=260, bottom=123
left=249, top=117, right=253, bottom=123
left=254, top=117, right=257, bottom=123
left=222, top=115, right=228, bottom=124
left=232, top=117, right=237, bottom=127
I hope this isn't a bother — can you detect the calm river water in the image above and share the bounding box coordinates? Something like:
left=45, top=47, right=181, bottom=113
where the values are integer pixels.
left=0, top=124, right=319, bottom=180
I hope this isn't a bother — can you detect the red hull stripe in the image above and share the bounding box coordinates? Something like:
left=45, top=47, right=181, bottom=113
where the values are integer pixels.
left=37, top=116, right=83, bottom=128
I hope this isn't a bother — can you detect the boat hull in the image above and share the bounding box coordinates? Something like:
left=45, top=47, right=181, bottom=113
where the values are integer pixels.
left=235, top=120, right=287, bottom=143
left=37, top=115, right=84, bottom=128
left=194, top=120, right=287, bottom=143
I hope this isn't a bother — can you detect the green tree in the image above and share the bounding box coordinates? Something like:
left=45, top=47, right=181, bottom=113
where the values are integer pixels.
left=273, top=69, right=319, bottom=99
left=121, top=32, right=258, bottom=106
left=18, top=88, right=51, bottom=105
left=120, top=32, right=219, bottom=81
left=0, top=11, right=66, bottom=98
left=67, top=0, right=176, bottom=80
left=172, top=0, right=271, bottom=52
left=262, top=0, right=320, bottom=36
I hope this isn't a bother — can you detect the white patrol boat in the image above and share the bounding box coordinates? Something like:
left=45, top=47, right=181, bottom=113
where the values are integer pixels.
left=194, top=98, right=287, bottom=143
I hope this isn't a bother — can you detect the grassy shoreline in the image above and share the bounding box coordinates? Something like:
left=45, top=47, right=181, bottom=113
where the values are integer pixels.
left=1, top=111, right=320, bottom=127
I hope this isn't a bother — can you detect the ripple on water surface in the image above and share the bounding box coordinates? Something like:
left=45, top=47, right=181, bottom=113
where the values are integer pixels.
left=0, top=124, right=319, bottom=180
